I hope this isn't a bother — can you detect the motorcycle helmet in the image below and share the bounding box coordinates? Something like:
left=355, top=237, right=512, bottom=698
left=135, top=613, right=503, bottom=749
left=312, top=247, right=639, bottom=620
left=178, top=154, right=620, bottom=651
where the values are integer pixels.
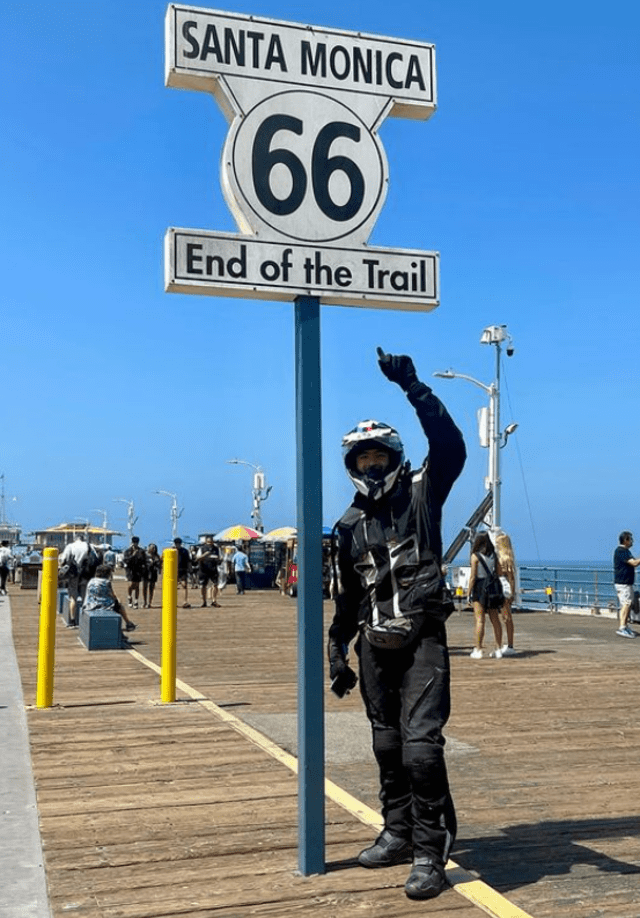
left=342, top=419, right=405, bottom=499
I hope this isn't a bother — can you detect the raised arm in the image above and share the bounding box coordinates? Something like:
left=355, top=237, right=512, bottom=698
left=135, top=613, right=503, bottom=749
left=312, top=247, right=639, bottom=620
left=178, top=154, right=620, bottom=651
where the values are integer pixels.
left=377, top=348, right=466, bottom=504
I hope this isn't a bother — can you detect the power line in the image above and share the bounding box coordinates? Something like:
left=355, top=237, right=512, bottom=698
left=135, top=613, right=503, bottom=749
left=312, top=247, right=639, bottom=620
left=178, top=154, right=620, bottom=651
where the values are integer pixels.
left=501, top=356, right=542, bottom=563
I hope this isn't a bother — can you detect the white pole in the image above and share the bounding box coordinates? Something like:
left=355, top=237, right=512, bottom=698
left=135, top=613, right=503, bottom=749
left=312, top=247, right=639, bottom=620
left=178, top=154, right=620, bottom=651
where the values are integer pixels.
left=490, top=338, right=501, bottom=538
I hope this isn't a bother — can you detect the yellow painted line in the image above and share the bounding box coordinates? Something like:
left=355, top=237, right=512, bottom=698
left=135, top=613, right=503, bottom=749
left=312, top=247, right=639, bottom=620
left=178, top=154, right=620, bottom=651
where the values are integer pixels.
left=445, top=867, right=535, bottom=918
left=128, top=647, right=534, bottom=918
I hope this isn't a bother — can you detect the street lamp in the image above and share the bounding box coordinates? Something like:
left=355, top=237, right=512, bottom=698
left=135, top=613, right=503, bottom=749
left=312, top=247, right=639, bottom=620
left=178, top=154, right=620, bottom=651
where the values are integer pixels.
left=0, top=473, right=17, bottom=526
left=114, top=498, right=138, bottom=538
left=434, top=324, right=516, bottom=537
left=226, top=459, right=272, bottom=533
left=154, top=490, right=183, bottom=540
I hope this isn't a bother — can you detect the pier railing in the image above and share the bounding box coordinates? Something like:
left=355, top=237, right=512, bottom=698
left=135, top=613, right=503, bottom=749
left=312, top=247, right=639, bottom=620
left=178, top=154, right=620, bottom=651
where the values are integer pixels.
left=519, top=565, right=618, bottom=615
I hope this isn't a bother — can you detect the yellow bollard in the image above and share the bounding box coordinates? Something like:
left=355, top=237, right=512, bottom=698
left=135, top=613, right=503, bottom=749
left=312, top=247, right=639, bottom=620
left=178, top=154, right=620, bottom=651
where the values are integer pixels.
left=36, top=547, right=59, bottom=708
left=161, top=548, right=178, bottom=703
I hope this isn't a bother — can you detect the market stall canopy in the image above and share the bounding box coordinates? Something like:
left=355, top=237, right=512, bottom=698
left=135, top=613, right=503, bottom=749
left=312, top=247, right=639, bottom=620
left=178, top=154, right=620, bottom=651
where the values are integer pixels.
left=261, top=526, right=335, bottom=541
left=263, top=526, right=297, bottom=541
left=214, top=524, right=263, bottom=541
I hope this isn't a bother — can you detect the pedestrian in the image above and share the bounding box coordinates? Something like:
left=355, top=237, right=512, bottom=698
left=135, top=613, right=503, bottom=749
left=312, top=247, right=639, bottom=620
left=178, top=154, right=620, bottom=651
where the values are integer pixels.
left=102, top=544, right=117, bottom=571
left=83, top=564, right=136, bottom=632
left=232, top=542, right=251, bottom=594
left=613, top=531, right=640, bottom=638
left=218, top=549, right=230, bottom=592
left=59, top=533, right=95, bottom=626
left=123, top=536, right=147, bottom=610
left=189, top=545, right=200, bottom=589
left=328, top=348, right=466, bottom=901
left=0, top=540, right=12, bottom=595
left=143, top=543, right=162, bottom=608
left=495, top=531, right=517, bottom=655
left=173, top=537, right=191, bottom=607
left=196, top=536, right=221, bottom=607
left=467, top=532, right=504, bottom=659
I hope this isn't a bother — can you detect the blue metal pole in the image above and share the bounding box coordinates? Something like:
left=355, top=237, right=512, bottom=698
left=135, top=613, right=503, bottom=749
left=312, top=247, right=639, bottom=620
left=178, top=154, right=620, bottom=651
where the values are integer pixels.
left=294, top=295, right=325, bottom=875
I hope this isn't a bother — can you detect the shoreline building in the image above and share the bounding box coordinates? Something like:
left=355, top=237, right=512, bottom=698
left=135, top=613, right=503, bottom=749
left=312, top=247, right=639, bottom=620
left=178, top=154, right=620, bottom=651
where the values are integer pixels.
left=31, top=522, right=123, bottom=550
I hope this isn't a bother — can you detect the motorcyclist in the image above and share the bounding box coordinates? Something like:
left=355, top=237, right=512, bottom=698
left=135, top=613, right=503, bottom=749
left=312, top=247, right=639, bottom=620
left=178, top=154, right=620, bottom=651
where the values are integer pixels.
left=328, top=348, right=466, bottom=900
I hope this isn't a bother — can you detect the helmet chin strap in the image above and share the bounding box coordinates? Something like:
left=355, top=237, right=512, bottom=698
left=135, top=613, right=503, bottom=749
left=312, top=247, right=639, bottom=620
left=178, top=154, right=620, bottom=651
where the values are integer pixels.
left=364, top=466, right=387, bottom=500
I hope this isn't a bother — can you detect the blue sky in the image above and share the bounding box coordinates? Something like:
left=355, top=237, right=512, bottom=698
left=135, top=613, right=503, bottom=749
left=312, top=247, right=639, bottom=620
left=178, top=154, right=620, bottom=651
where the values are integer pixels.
left=2, top=0, right=639, bottom=561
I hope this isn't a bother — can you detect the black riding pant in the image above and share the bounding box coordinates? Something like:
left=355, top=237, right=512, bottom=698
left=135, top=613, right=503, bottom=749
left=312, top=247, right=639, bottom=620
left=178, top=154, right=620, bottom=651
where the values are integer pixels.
left=356, top=623, right=456, bottom=863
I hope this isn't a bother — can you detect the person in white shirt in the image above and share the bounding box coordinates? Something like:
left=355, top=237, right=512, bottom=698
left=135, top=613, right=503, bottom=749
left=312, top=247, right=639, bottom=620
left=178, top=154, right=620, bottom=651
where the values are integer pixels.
left=0, top=540, right=12, bottom=595
left=59, top=534, right=92, bottom=626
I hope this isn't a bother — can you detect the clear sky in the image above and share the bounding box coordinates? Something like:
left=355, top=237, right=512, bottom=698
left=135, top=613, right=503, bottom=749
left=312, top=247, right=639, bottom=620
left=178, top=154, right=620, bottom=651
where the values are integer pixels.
left=2, top=0, right=638, bottom=561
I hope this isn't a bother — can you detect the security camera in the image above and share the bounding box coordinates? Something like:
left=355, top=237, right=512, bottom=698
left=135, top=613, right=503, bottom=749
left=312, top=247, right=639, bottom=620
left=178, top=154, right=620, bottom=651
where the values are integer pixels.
left=506, top=346, right=515, bottom=357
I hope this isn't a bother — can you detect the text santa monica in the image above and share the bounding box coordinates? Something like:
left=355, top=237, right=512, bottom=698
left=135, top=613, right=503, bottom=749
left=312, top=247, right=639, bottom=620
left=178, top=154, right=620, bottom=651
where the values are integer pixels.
left=180, top=20, right=429, bottom=93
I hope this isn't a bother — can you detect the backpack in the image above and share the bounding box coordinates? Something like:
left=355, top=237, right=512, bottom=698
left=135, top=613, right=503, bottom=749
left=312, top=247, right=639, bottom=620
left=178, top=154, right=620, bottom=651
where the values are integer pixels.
left=58, top=557, right=78, bottom=583
left=78, top=547, right=99, bottom=579
left=478, top=554, right=504, bottom=610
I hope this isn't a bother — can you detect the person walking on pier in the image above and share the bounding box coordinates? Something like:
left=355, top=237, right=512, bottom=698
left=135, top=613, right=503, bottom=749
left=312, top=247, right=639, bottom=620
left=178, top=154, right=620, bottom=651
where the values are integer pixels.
left=495, top=530, right=517, bottom=655
left=468, top=532, right=504, bottom=659
left=613, top=531, right=640, bottom=638
left=123, top=536, right=147, bottom=610
left=142, top=543, right=161, bottom=608
left=0, top=540, right=12, bottom=595
left=197, top=536, right=221, bottom=607
left=328, top=348, right=466, bottom=901
left=174, top=537, right=192, bottom=607
left=232, top=543, right=251, bottom=594
left=59, top=533, right=93, bottom=626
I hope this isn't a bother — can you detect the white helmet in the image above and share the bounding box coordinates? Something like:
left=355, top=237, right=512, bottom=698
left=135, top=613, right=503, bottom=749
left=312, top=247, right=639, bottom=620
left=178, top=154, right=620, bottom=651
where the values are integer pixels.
left=342, top=420, right=405, bottom=499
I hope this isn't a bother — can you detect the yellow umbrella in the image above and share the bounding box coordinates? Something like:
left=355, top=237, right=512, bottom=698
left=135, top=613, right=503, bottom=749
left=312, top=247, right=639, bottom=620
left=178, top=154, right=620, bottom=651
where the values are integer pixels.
left=263, top=526, right=297, bottom=541
left=214, top=524, right=263, bottom=541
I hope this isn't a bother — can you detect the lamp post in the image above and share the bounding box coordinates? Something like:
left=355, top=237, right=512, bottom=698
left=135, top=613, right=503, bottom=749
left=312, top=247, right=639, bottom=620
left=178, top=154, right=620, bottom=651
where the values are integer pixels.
left=114, top=498, right=138, bottom=539
left=0, top=473, right=17, bottom=526
left=226, top=459, right=272, bottom=533
left=434, top=324, right=517, bottom=538
left=154, top=490, right=183, bottom=541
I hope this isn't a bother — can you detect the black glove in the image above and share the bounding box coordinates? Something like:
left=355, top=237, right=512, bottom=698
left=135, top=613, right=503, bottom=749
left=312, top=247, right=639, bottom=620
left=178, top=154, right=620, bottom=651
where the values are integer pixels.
left=377, top=347, right=418, bottom=391
left=328, top=637, right=358, bottom=697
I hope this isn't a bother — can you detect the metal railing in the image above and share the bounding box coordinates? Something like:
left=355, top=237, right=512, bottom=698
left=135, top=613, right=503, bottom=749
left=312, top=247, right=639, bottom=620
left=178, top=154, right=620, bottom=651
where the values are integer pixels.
left=519, top=565, right=618, bottom=614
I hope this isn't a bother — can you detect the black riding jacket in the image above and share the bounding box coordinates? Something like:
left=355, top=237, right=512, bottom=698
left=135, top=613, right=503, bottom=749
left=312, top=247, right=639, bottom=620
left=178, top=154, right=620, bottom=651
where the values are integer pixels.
left=330, top=380, right=466, bottom=647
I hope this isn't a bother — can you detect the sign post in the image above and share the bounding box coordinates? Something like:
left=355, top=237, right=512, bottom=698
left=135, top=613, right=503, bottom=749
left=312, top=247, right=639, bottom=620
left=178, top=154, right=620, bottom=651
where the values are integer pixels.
left=165, top=3, right=439, bottom=874
left=294, top=294, right=324, bottom=873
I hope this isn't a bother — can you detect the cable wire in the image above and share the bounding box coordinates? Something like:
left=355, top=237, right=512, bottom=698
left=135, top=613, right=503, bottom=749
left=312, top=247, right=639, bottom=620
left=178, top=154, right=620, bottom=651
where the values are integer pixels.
left=501, top=355, right=543, bottom=563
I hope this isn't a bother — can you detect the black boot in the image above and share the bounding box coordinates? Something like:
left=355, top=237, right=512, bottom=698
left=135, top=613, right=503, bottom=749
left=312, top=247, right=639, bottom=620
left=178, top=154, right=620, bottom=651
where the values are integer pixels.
left=358, top=829, right=412, bottom=868
left=405, top=858, right=448, bottom=899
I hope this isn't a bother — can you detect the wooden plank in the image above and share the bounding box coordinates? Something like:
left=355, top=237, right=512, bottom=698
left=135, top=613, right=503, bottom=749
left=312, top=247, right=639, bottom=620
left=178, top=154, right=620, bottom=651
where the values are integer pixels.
left=9, top=585, right=640, bottom=918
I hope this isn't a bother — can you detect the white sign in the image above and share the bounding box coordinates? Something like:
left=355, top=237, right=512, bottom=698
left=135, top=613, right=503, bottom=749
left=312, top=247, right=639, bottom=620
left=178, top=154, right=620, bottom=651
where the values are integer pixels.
left=223, top=90, right=387, bottom=245
left=165, top=6, right=436, bottom=119
left=165, top=5, right=439, bottom=311
left=165, top=229, right=439, bottom=311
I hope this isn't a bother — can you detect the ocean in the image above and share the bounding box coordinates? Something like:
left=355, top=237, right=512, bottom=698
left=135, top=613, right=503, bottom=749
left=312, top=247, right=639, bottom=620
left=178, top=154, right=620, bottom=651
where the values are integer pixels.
left=451, top=561, right=620, bottom=613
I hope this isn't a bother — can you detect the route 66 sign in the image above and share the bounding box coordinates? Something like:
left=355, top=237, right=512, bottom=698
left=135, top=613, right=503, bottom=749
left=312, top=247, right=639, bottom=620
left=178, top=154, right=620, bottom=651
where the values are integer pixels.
left=224, top=90, right=387, bottom=245
left=165, top=5, right=440, bottom=311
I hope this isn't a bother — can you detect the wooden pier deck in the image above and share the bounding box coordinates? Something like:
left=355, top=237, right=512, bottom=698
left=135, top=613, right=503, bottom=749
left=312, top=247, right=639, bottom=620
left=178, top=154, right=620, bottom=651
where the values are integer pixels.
left=8, top=581, right=640, bottom=917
